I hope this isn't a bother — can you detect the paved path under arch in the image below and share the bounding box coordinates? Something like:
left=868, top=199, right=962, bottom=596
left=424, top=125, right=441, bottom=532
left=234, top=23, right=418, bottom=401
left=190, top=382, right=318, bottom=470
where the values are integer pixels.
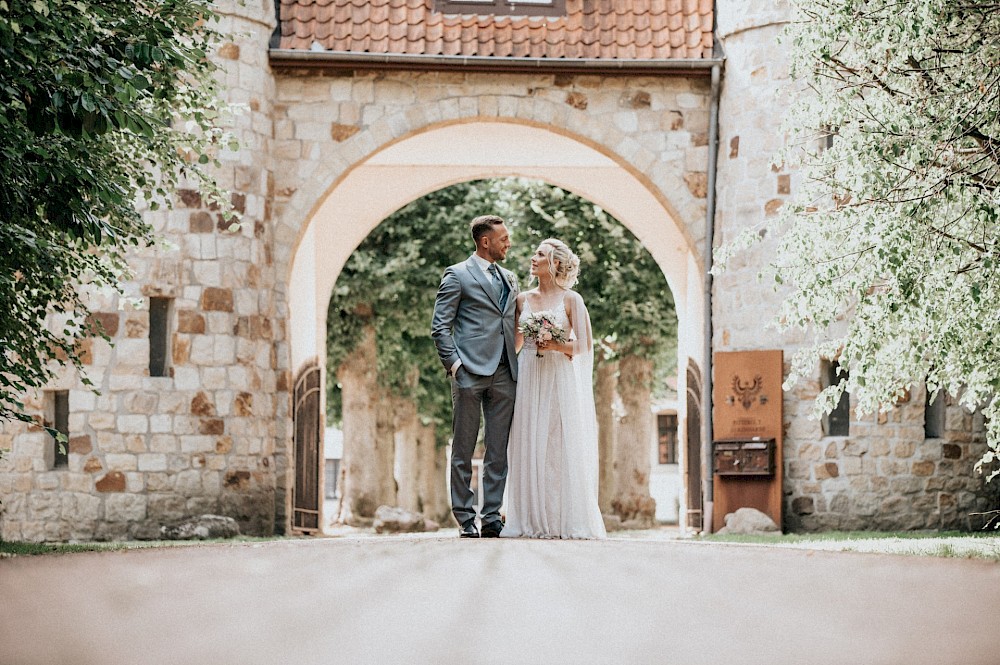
left=2, top=536, right=998, bottom=665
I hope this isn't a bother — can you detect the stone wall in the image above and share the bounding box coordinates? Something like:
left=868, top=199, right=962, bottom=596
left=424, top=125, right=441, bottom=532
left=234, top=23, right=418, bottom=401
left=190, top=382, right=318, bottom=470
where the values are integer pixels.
left=784, top=386, right=998, bottom=531
left=2, top=0, right=996, bottom=542
left=268, top=68, right=714, bottom=269
left=0, top=0, right=283, bottom=541
left=714, top=1, right=999, bottom=532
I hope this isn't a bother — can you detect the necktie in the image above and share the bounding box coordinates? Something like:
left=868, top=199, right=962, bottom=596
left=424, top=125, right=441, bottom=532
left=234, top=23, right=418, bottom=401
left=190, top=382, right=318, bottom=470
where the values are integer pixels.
left=488, top=264, right=506, bottom=308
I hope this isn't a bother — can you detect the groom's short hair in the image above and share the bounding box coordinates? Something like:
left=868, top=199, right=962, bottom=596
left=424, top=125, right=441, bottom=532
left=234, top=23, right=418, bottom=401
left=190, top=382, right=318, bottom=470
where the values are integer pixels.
left=470, top=215, right=506, bottom=245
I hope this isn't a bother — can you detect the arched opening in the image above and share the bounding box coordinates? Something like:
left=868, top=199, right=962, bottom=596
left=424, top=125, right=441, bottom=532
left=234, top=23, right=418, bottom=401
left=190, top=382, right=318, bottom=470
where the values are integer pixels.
left=285, top=120, right=705, bottom=534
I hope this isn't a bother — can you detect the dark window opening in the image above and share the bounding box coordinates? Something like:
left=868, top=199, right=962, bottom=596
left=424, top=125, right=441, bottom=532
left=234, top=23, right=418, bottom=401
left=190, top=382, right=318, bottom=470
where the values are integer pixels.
left=48, top=390, right=69, bottom=468
left=434, top=0, right=566, bottom=17
left=657, top=413, right=678, bottom=465
left=924, top=386, right=946, bottom=439
left=822, top=360, right=850, bottom=437
left=820, top=124, right=837, bottom=152
left=149, top=297, right=173, bottom=377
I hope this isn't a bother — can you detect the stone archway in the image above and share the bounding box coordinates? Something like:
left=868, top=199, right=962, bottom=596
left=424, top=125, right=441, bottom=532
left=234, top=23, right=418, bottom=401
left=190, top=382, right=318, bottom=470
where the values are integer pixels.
left=281, top=118, right=706, bottom=532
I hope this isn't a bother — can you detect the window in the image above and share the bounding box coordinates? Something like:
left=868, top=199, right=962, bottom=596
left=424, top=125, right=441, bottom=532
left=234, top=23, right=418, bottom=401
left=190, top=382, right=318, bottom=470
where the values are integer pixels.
left=47, top=390, right=69, bottom=469
left=434, top=0, right=566, bottom=17
left=149, top=297, right=173, bottom=377
left=924, top=387, right=946, bottom=439
left=819, top=124, right=837, bottom=152
left=657, top=414, right=678, bottom=465
left=822, top=360, right=850, bottom=437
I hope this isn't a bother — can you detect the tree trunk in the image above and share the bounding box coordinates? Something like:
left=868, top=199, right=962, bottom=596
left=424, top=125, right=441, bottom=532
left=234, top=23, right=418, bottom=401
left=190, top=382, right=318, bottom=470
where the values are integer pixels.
left=417, top=422, right=451, bottom=525
left=612, top=353, right=656, bottom=528
left=374, top=391, right=399, bottom=510
left=336, top=325, right=380, bottom=526
left=595, top=354, right=619, bottom=515
left=394, top=396, right=420, bottom=513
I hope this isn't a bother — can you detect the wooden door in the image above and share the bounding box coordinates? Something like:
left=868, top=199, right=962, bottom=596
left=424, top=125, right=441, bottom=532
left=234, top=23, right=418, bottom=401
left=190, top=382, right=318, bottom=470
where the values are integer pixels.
left=685, top=359, right=704, bottom=530
left=293, top=363, right=322, bottom=533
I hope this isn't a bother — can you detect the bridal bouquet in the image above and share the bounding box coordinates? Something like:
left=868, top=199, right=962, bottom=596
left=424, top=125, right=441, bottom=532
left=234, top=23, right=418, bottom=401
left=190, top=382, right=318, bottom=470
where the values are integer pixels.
left=519, top=311, right=568, bottom=357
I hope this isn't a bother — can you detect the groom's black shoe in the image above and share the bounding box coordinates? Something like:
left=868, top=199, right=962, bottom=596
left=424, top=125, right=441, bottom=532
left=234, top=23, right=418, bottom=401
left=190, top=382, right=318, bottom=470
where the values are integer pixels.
left=480, top=521, right=503, bottom=538
left=459, top=520, right=480, bottom=538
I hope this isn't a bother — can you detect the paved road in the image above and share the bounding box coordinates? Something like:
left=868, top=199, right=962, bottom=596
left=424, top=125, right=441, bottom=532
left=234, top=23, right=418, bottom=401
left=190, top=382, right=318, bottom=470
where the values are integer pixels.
left=2, top=536, right=999, bottom=665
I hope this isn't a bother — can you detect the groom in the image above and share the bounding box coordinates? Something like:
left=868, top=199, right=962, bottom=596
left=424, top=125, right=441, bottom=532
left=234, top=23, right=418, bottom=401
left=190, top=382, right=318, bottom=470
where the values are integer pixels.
left=431, top=215, right=519, bottom=538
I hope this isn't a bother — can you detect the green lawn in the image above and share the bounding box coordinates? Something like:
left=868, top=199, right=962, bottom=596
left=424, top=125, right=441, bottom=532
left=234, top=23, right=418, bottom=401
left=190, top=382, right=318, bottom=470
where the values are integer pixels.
left=697, top=530, right=1000, bottom=561
left=0, top=536, right=288, bottom=557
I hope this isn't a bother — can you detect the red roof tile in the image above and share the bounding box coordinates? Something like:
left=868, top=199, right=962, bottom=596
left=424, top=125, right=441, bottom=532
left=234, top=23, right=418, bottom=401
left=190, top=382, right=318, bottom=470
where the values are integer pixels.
left=277, top=0, right=714, bottom=60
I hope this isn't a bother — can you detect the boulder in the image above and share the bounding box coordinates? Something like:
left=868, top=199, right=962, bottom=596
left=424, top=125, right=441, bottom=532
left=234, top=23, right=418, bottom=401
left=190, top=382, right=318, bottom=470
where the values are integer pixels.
left=160, top=514, right=241, bottom=540
left=373, top=505, right=437, bottom=534
left=717, top=507, right=780, bottom=535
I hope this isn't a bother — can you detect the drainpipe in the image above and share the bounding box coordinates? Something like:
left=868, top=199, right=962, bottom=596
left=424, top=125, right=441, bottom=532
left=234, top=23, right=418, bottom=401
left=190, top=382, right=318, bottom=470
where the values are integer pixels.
left=701, top=62, right=722, bottom=533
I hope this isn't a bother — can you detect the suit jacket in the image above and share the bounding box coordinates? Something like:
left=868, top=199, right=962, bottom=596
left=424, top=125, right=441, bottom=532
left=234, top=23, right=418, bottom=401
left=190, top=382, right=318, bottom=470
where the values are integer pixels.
left=431, top=256, right=519, bottom=381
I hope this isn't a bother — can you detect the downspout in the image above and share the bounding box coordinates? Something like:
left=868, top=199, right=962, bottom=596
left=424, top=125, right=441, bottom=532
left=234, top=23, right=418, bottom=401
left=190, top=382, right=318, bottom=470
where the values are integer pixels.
left=701, top=62, right=723, bottom=532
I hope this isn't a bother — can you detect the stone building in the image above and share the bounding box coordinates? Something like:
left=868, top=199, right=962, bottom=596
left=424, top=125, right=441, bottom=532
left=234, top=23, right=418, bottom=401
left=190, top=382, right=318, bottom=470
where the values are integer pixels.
left=0, top=0, right=996, bottom=541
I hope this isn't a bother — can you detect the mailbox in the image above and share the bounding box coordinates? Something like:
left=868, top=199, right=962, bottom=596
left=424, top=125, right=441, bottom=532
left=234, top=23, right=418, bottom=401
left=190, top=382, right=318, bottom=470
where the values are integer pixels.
left=713, top=438, right=775, bottom=476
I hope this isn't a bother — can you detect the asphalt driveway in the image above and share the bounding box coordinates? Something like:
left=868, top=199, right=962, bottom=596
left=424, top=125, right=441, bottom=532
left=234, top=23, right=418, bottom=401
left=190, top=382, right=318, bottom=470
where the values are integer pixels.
left=1, top=536, right=998, bottom=665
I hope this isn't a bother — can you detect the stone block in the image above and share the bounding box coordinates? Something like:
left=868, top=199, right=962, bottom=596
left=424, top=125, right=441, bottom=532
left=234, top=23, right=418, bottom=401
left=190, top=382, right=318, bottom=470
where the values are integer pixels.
left=200, top=287, right=234, bottom=312
left=149, top=434, right=178, bottom=453
left=138, top=454, right=168, bottom=472
left=798, top=443, right=822, bottom=462
left=180, top=436, right=216, bottom=453
left=96, top=471, right=126, bottom=492
left=200, top=419, right=225, bottom=435
left=842, top=456, right=862, bottom=476
left=190, top=335, right=215, bottom=364
left=191, top=392, right=216, bottom=416
left=105, top=454, right=138, bottom=471
left=814, top=462, right=839, bottom=479
left=175, top=469, right=205, bottom=497
left=791, top=496, right=814, bottom=515
left=62, top=473, right=93, bottom=493
left=35, top=473, right=60, bottom=490
left=189, top=211, right=215, bottom=233
left=893, top=441, right=916, bottom=458
left=29, top=493, right=61, bottom=520
left=177, top=310, right=206, bottom=334
left=678, top=168, right=708, bottom=199
left=942, top=443, right=962, bottom=459
left=150, top=415, right=173, bottom=433
left=69, top=435, right=92, bottom=455
left=117, top=415, right=148, bottom=434
left=890, top=476, right=923, bottom=494
left=89, top=411, right=116, bottom=431
left=146, top=472, right=175, bottom=492
left=912, top=460, right=935, bottom=476
left=106, top=494, right=147, bottom=522
left=123, top=315, right=149, bottom=340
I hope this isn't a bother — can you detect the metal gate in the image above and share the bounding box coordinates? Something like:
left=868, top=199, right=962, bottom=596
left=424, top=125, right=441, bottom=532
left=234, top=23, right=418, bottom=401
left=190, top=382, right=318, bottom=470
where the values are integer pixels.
left=292, top=363, right=322, bottom=533
left=685, top=359, right=704, bottom=531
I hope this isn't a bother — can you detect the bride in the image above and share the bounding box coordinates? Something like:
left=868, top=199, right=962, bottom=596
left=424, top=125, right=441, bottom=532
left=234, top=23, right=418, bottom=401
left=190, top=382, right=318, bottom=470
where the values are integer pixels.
left=501, top=239, right=607, bottom=539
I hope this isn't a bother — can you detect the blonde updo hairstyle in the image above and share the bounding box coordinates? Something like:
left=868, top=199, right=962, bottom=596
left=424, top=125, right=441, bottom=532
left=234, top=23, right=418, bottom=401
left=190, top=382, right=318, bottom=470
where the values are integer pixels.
left=537, top=238, right=580, bottom=289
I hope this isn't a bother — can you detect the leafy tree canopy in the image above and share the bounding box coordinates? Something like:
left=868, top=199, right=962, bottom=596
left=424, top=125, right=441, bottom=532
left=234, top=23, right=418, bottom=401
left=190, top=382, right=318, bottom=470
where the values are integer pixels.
left=718, top=1, right=1000, bottom=475
left=327, top=178, right=677, bottom=431
left=0, top=0, right=236, bottom=424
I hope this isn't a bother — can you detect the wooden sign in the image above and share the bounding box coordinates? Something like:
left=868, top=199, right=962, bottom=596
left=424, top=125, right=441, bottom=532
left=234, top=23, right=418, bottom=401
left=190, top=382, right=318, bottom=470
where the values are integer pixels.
left=711, top=350, right=783, bottom=532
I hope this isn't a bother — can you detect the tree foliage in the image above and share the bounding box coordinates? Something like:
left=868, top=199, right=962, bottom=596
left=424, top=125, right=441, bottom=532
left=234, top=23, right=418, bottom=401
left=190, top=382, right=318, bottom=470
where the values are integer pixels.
left=719, top=1, right=1000, bottom=476
left=327, top=178, right=677, bottom=431
left=0, top=0, right=236, bottom=423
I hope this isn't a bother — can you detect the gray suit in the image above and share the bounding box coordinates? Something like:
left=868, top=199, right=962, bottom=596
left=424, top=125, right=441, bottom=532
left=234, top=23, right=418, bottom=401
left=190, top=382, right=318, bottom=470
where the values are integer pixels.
left=431, top=256, right=519, bottom=528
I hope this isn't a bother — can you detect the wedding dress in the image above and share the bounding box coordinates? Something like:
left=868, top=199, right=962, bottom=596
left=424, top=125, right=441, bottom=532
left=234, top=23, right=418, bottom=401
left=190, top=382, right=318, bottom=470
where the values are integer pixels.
left=501, top=290, right=607, bottom=539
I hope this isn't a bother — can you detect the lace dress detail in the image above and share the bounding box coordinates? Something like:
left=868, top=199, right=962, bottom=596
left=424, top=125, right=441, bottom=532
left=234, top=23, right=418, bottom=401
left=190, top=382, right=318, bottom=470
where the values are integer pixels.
left=502, top=297, right=606, bottom=539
